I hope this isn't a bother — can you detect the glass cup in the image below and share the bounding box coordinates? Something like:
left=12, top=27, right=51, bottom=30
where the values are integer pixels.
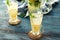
left=30, top=12, right=43, bottom=35
left=6, top=0, right=21, bottom=25
left=28, top=0, right=44, bottom=40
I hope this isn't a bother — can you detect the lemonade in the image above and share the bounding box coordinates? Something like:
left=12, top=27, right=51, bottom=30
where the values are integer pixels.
left=28, top=0, right=43, bottom=39
left=8, top=2, right=18, bottom=21
left=30, top=13, right=43, bottom=35
left=28, top=0, right=43, bottom=35
left=6, top=1, right=20, bottom=25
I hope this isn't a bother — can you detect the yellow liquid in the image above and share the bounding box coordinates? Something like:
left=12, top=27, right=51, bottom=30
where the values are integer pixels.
left=30, top=13, right=43, bottom=35
left=9, top=8, right=17, bottom=20
left=32, top=25, right=41, bottom=34
left=8, top=2, right=18, bottom=21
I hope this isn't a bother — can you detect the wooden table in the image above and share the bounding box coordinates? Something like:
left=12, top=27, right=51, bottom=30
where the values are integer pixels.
left=0, top=0, right=60, bottom=40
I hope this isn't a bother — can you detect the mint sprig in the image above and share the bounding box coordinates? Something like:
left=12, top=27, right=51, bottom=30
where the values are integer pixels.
left=29, top=0, right=41, bottom=7
left=6, top=0, right=10, bottom=6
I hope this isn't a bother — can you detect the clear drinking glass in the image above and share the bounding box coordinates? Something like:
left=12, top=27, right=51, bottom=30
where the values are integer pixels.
left=6, top=0, right=20, bottom=25
left=28, top=0, right=44, bottom=39
left=30, top=12, right=43, bottom=35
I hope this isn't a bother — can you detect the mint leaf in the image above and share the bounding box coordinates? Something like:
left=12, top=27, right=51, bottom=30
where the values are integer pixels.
left=29, top=13, right=36, bottom=18
left=34, top=0, right=40, bottom=7
left=46, top=0, right=48, bottom=2
left=29, top=2, right=32, bottom=5
left=6, top=0, right=10, bottom=6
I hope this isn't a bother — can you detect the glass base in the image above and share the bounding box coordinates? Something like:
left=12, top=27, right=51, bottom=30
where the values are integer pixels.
left=28, top=31, right=43, bottom=40
left=8, top=19, right=21, bottom=25
left=30, top=31, right=40, bottom=35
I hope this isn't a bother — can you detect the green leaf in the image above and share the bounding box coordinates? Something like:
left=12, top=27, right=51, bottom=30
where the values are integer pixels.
left=29, top=2, right=32, bottom=5
left=46, top=0, right=48, bottom=2
left=6, top=0, right=10, bottom=6
left=29, top=13, right=36, bottom=18
left=34, top=0, right=40, bottom=7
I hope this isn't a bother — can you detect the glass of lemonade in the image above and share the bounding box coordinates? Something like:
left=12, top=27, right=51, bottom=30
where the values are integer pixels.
left=6, top=0, right=20, bottom=25
left=28, top=0, right=44, bottom=39
left=30, top=13, right=43, bottom=35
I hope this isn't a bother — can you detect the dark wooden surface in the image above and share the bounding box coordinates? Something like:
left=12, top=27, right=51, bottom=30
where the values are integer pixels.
left=0, top=0, right=60, bottom=40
